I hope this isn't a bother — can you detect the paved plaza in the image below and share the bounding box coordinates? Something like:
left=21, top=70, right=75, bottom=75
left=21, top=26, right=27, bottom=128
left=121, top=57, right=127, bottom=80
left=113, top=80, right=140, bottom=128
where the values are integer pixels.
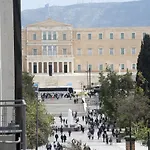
left=38, top=97, right=148, bottom=150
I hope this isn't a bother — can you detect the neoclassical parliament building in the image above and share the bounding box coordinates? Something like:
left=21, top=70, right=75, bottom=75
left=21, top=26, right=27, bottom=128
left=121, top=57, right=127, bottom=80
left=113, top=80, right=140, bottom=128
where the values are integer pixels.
left=22, top=19, right=150, bottom=90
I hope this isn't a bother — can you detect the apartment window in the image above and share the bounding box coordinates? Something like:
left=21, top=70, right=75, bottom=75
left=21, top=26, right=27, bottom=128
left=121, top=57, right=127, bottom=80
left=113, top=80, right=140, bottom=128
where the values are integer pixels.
left=33, top=33, right=36, bottom=40
left=110, top=33, right=113, bottom=39
left=53, top=31, right=57, bottom=40
left=131, top=48, right=136, bottom=55
left=53, top=46, right=57, bottom=55
left=120, top=48, right=125, bottom=55
left=99, top=33, right=103, bottom=39
left=89, top=64, right=92, bottom=71
left=42, top=46, right=47, bottom=55
left=109, top=48, right=114, bottom=55
left=98, top=48, right=103, bottom=55
left=121, top=64, right=125, bottom=70
left=110, top=64, right=114, bottom=71
left=48, top=32, right=51, bottom=40
left=48, top=46, right=52, bottom=56
left=143, top=32, right=146, bottom=38
left=132, top=33, right=135, bottom=39
left=99, top=64, right=103, bottom=71
left=88, top=48, right=92, bottom=55
left=77, top=33, right=81, bottom=40
left=63, top=33, right=66, bottom=40
left=63, top=48, right=67, bottom=55
left=121, top=33, right=124, bottom=39
left=132, top=64, right=136, bottom=70
left=77, top=65, right=81, bottom=72
left=42, top=32, right=47, bottom=40
left=77, top=48, right=81, bottom=56
left=32, top=49, right=37, bottom=55
left=88, top=33, right=92, bottom=40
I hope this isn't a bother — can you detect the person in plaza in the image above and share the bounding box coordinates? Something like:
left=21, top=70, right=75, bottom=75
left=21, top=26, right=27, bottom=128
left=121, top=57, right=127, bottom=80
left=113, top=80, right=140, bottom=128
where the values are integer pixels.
left=55, top=126, right=58, bottom=133
left=53, top=141, right=56, bottom=149
left=68, top=129, right=71, bottom=137
left=60, top=134, right=64, bottom=143
left=82, top=115, right=84, bottom=121
left=87, top=131, right=91, bottom=139
left=63, top=134, right=67, bottom=143
left=97, top=130, right=101, bottom=139
left=106, top=134, right=109, bottom=144
left=46, top=142, right=52, bottom=150
left=102, top=132, right=105, bottom=142
left=60, top=126, right=63, bottom=134
left=109, top=135, right=113, bottom=145
left=55, top=133, right=59, bottom=142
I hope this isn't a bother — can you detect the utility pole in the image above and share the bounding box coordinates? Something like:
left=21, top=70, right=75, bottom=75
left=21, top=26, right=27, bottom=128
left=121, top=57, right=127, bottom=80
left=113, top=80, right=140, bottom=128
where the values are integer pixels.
left=86, top=62, right=89, bottom=90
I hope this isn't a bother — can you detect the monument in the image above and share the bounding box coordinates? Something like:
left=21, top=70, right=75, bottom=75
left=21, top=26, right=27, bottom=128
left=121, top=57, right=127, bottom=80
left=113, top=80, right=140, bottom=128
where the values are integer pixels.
left=68, top=109, right=74, bottom=127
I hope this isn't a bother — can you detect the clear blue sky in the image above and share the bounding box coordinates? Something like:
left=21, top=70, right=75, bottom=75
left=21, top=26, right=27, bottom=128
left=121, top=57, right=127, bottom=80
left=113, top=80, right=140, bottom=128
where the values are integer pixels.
left=21, top=0, right=137, bottom=10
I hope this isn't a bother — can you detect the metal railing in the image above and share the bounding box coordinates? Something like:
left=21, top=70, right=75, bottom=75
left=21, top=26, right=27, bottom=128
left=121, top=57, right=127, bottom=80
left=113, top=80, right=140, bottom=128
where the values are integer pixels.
left=0, top=99, right=26, bottom=150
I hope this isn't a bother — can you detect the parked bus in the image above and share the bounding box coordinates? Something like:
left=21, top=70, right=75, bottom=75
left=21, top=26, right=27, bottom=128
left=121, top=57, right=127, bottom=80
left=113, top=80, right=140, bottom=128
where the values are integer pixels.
left=38, top=86, right=74, bottom=93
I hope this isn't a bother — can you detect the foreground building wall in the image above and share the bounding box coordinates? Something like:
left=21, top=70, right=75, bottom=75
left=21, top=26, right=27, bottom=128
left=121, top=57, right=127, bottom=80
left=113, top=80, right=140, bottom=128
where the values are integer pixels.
left=22, top=19, right=150, bottom=89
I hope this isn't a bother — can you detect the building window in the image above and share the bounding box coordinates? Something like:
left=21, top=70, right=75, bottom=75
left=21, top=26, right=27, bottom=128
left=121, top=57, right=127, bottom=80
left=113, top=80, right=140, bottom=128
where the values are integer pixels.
left=99, top=33, right=103, bottom=39
left=131, top=48, right=136, bottom=55
left=121, top=33, right=124, bottom=39
left=88, top=48, right=92, bottom=55
left=63, top=48, right=67, bottom=55
left=63, top=33, right=66, bottom=40
left=98, top=48, right=103, bottom=55
left=132, top=33, right=135, bottom=39
left=110, top=64, right=114, bottom=71
left=32, top=49, right=38, bottom=55
left=88, top=33, right=92, bottom=40
left=132, top=64, right=136, bottom=70
left=48, top=46, right=52, bottom=56
left=53, top=46, right=57, bottom=55
left=42, top=32, right=47, bottom=40
left=77, top=65, right=81, bottom=72
left=143, top=32, right=146, bottom=38
left=99, top=64, right=103, bottom=71
left=33, top=33, right=36, bottom=40
left=53, top=31, right=57, bottom=40
left=121, top=64, right=125, bottom=70
left=42, top=46, right=47, bottom=55
left=110, top=33, right=113, bottom=39
left=120, top=48, right=125, bottom=55
left=48, top=32, right=51, bottom=40
left=77, top=48, right=81, bottom=56
left=109, top=48, right=114, bottom=55
left=89, top=64, right=92, bottom=71
left=33, top=62, right=37, bottom=74
left=77, top=33, right=81, bottom=40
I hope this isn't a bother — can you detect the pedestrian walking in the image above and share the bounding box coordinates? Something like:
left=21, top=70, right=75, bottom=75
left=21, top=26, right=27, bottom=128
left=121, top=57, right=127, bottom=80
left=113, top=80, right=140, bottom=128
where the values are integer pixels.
left=61, top=134, right=64, bottom=143
left=55, top=134, right=59, bottom=141
left=68, top=129, right=71, bottom=137
left=63, top=134, right=67, bottom=143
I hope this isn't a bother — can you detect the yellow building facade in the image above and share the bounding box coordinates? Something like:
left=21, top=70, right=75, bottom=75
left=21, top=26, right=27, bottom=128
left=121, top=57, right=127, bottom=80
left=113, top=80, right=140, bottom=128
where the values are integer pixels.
left=22, top=19, right=150, bottom=90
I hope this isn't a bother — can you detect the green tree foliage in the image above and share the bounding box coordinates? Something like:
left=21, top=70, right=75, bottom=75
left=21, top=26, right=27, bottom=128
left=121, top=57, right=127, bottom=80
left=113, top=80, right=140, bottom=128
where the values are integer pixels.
left=99, top=70, right=134, bottom=120
left=22, top=72, right=53, bottom=149
left=137, top=34, right=150, bottom=95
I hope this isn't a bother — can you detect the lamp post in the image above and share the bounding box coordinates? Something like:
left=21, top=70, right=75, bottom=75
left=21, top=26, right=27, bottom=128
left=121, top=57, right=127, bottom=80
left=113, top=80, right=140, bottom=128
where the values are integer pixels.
left=129, top=120, right=132, bottom=150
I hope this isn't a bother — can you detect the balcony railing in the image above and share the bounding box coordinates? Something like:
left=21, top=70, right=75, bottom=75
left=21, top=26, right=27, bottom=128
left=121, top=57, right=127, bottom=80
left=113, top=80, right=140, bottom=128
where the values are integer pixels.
left=0, top=100, right=26, bottom=150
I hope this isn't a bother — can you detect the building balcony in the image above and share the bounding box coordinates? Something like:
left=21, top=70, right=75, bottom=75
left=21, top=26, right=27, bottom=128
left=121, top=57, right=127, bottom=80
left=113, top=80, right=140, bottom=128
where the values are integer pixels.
left=26, top=55, right=74, bottom=61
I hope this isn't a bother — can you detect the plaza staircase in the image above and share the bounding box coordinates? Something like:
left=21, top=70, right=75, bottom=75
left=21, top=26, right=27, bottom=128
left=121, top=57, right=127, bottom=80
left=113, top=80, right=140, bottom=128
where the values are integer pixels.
left=44, top=98, right=86, bottom=117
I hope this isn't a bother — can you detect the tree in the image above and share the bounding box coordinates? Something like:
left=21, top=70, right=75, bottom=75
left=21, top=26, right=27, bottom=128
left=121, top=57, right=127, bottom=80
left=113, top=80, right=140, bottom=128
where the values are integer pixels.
left=99, top=70, right=134, bottom=120
left=137, top=34, right=150, bottom=96
left=22, top=72, right=54, bottom=149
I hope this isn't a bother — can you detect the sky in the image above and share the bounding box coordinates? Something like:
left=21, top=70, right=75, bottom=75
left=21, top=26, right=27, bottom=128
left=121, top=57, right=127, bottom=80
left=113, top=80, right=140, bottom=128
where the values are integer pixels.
left=21, top=0, right=137, bottom=10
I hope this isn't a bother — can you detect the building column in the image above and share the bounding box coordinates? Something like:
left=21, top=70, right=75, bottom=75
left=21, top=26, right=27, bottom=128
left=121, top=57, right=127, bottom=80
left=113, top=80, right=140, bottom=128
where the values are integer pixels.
left=52, top=62, right=54, bottom=73
left=41, top=62, right=43, bottom=73
left=47, top=62, right=49, bottom=74
left=67, top=62, right=70, bottom=73
left=57, top=62, right=59, bottom=73
left=62, top=62, right=64, bottom=73
left=72, top=61, right=74, bottom=73
left=31, top=62, right=34, bottom=74
left=37, top=62, right=39, bottom=74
